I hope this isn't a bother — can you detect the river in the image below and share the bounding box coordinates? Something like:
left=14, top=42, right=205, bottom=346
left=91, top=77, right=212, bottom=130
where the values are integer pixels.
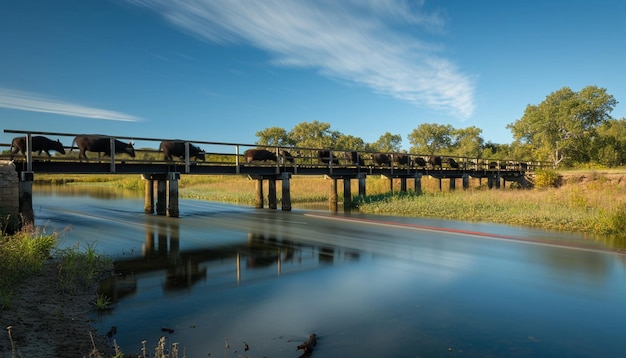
left=33, top=185, right=626, bottom=357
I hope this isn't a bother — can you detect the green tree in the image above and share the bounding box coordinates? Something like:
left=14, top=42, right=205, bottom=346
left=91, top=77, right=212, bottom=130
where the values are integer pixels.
left=407, top=123, right=453, bottom=155
left=592, top=118, right=626, bottom=166
left=255, top=127, right=291, bottom=146
left=507, top=86, right=617, bottom=167
left=287, top=121, right=338, bottom=148
left=367, top=132, right=402, bottom=152
left=335, top=134, right=365, bottom=151
left=451, top=126, right=484, bottom=158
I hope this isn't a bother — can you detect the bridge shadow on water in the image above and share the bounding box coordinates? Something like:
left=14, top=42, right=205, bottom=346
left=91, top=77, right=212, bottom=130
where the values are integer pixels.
left=97, top=217, right=359, bottom=303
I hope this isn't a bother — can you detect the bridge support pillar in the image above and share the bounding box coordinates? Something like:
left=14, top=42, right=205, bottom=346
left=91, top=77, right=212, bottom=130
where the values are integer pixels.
left=156, top=179, right=167, bottom=215
left=167, top=172, right=179, bottom=218
left=400, top=177, right=407, bottom=192
left=449, top=177, right=456, bottom=191
left=268, top=179, right=277, bottom=210
left=255, top=179, right=264, bottom=209
left=414, top=173, right=422, bottom=195
left=281, top=173, right=291, bottom=211
left=142, top=175, right=154, bottom=213
left=343, top=178, right=352, bottom=212
left=328, top=176, right=338, bottom=212
left=358, top=173, right=366, bottom=196
left=18, top=172, right=34, bottom=226
left=462, top=174, right=470, bottom=190
left=495, top=173, right=501, bottom=189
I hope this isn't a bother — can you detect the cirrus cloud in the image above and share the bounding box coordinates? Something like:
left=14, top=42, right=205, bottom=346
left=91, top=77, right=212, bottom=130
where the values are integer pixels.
left=127, top=0, right=475, bottom=118
left=0, top=88, right=141, bottom=122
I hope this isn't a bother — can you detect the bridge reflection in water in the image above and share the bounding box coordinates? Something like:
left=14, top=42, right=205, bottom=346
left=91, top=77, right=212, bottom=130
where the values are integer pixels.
left=98, top=218, right=359, bottom=302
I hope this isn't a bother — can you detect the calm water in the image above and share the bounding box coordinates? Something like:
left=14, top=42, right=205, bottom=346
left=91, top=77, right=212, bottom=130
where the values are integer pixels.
left=34, top=185, right=626, bottom=357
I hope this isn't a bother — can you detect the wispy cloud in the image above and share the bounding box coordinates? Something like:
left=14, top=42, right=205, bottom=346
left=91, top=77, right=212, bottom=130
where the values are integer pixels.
left=0, top=88, right=141, bottom=122
left=129, top=0, right=475, bottom=118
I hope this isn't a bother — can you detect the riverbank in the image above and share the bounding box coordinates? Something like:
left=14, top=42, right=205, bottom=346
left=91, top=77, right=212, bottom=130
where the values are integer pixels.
left=0, top=231, right=115, bottom=358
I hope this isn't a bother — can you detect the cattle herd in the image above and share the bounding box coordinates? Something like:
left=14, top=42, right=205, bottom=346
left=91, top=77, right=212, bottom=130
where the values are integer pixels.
left=6, top=134, right=525, bottom=170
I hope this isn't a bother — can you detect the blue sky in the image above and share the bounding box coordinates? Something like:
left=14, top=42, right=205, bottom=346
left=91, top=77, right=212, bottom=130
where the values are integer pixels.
left=1, top=0, right=624, bottom=151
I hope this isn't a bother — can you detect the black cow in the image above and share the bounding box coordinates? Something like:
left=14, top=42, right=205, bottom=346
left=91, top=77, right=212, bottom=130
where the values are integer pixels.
left=447, top=158, right=460, bottom=169
left=245, top=149, right=277, bottom=163
left=318, top=150, right=338, bottom=165
left=394, top=154, right=410, bottom=166
left=413, top=157, right=427, bottom=167
left=427, top=156, right=442, bottom=169
left=346, top=151, right=364, bottom=166
left=159, top=141, right=206, bottom=161
left=372, top=153, right=391, bottom=166
left=10, top=136, right=66, bottom=160
left=72, top=135, right=135, bottom=161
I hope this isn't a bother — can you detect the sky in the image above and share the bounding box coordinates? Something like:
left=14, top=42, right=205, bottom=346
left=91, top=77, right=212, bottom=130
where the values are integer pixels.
left=1, top=0, right=625, bottom=152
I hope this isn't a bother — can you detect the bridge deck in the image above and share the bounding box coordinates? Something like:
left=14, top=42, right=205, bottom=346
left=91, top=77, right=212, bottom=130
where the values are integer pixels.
left=4, top=158, right=529, bottom=180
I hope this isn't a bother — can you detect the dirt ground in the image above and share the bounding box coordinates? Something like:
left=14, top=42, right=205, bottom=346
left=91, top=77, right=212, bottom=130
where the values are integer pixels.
left=0, top=257, right=115, bottom=358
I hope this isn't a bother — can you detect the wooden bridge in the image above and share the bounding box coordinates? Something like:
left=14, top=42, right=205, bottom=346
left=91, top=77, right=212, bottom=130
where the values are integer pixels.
left=2, top=129, right=545, bottom=222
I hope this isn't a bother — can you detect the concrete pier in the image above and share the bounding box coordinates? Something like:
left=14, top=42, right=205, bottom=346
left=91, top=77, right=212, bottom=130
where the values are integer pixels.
left=19, top=172, right=34, bottom=226
left=0, top=162, right=21, bottom=232
left=281, top=173, right=291, bottom=211
left=143, top=173, right=179, bottom=217
left=343, top=178, right=351, bottom=211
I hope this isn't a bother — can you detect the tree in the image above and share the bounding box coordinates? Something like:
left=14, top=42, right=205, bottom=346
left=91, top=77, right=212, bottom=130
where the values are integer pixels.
left=335, top=134, right=365, bottom=151
left=591, top=118, right=626, bottom=166
left=287, top=121, right=338, bottom=148
left=507, top=86, right=617, bottom=167
left=255, top=127, right=291, bottom=146
left=407, top=123, right=453, bottom=155
left=451, top=126, right=484, bottom=158
left=367, top=132, right=402, bottom=152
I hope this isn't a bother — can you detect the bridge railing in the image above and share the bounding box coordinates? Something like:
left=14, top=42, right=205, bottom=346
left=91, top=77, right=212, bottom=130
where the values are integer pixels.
left=2, top=129, right=550, bottom=174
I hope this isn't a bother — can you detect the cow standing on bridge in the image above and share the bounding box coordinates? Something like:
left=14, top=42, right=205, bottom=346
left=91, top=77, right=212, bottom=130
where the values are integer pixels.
left=159, top=141, right=206, bottom=161
left=427, top=156, right=442, bottom=169
left=10, top=135, right=66, bottom=160
left=318, top=150, right=338, bottom=165
left=413, top=157, right=427, bottom=168
left=245, top=149, right=277, bottom=163
left=372, top=153, right=391, bottom=166
left=72, top=135, right=135, bottom=162
left=346, top=151, right=364, bottom=166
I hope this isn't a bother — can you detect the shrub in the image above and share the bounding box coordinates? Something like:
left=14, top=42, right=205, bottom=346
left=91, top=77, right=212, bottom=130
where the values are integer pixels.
left=534, top=169, right=561, bottom=188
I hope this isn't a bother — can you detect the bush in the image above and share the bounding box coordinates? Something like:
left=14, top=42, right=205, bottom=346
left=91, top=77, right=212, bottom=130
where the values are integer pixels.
left=534, top=169, right=561, bottom=188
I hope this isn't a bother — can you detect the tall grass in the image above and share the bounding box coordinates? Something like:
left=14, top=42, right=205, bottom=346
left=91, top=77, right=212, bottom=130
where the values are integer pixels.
left=355, top=176, right=626, bottom=238
left=0, top=227, right=57, bottom=309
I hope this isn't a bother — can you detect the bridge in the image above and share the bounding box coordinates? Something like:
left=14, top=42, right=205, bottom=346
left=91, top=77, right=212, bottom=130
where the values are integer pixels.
left=1, top=129, right=545, bottom=223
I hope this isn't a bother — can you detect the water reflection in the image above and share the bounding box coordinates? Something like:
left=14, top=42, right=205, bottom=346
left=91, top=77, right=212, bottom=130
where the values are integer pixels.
left=34, top=183, right=142, bottom=200
left=30, top=186, right=626, bottom=357
left=100, top=215, right=362, bottom=304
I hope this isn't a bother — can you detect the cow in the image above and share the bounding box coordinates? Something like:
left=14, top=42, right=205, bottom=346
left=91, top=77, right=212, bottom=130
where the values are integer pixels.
left=372, top=153, right=391, bottom=166
left=394, top=154, right=410, bottom=166
left=448, top=158, right=460, bottom=169
left=10, top=135, right=66, bottom=160
left=159, top=141, right=206, bottom=161
left=244, top=149, right=277, bottom=163
left=346, top=151, right=364, bottom=166
left=427, top=156, right=442, bottom=169
left=71, top=135, right=135, bottom=161
left=318, top=150, right=338, bottom=165
left=413, top=157, right=427, bottom=167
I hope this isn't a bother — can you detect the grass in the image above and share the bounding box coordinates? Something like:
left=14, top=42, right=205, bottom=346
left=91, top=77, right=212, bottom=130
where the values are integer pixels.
left=0, top=226, right=57, bottom=309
